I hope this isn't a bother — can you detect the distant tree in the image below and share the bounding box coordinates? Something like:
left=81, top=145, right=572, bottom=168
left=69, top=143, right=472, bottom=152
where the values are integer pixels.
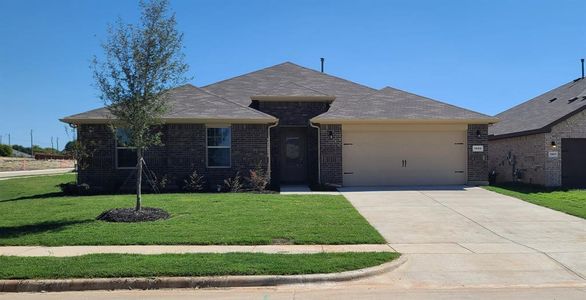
left=63, top=141, right=76, bottom=153
left=11, top=145, right=30, bottom=155
left=91, top=0, right=189, bottom=211
left=0, top=144, right=12, bottom=157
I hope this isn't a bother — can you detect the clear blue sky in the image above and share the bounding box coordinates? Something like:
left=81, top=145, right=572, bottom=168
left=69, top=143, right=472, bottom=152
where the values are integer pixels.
left=1, top=0, right=586, bottom=149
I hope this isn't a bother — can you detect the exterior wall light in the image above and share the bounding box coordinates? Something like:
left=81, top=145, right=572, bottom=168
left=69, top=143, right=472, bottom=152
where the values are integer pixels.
left=328, top=130, right=334, bottom=139
left=551, top=141, right=557, bottom=148
left=476, top=130, right=481, bottom=138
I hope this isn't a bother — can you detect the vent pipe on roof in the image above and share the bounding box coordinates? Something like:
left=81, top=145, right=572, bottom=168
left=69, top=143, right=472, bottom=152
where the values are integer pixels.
left=581, top=59, right=584, bottom=79
left=320, top=58, right=325, bottom=73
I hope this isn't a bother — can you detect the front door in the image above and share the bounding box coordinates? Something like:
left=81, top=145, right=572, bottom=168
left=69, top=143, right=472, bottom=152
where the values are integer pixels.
left=562, top=138, right=586, bottom=188
left=280, top=127, right=307, bottom=183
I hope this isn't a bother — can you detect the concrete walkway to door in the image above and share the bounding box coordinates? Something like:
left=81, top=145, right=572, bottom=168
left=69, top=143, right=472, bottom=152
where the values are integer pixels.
left=340, top=186, right=586, bottom=289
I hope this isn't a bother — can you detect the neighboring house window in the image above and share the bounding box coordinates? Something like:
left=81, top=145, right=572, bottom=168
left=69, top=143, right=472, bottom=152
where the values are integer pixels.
left=115, top=128, right=137, bottom=169
left=207, top=126, right=231, bottom=168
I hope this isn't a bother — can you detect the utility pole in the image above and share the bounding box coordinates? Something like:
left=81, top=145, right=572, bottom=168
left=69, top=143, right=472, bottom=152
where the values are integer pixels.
left=7, top=134, right=10, bottom=147
left=56, top=137, right=59, bottom=152
left=30, top=130, right=34, bottom=156
left=51, top=136, right=54, bottom=152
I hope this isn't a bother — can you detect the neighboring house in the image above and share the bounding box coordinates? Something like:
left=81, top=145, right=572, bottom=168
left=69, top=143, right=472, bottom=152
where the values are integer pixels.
left=61, top=62, right=497, bottom=191
left=489, top=77, right=586, bottom=188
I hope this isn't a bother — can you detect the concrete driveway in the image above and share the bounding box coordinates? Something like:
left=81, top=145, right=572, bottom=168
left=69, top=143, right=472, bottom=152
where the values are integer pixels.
left=340, top=186, right=586, bottom=289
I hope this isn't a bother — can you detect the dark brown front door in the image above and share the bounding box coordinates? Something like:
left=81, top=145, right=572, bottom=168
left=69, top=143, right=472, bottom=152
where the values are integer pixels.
left=280, top=127, right=307, bottom=183
left=562, top=138, right=586, bottom=188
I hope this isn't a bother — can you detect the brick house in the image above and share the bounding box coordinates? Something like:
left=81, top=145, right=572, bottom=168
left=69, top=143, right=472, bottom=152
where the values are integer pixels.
left=62, top=62, right=496, bottom=191
left=489, top=77, right=586, bottom=188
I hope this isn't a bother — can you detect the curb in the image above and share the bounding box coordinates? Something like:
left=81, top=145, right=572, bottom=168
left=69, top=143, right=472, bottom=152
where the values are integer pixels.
left=0, top=256, right=406, bottom=293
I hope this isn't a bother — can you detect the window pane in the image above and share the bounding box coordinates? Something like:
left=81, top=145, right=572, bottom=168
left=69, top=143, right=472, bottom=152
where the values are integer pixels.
left=117, top=148, right=137, bottom=168
left=116, top=128, right=132, bottom=147
left=208, top=148, right=230, bottom=167
left=207, top=128, right=231, bottom=147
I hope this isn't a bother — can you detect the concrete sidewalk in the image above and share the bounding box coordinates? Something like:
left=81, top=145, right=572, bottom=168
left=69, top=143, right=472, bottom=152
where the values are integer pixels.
left=0, top=244, right=394, bottom=257
left=0, top=168, right=74, bottom=180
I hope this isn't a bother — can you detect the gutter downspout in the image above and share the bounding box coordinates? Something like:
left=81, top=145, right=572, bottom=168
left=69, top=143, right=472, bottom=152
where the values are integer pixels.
left=267, top=120, right=279, bottom=182
left=309, top=121, right=321, bottom=184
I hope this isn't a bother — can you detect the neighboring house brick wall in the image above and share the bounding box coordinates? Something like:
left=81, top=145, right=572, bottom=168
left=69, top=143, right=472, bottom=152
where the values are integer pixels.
left=488, top=133, right=546, bottom=185
left=545, top=109, right=586, bottom=186
left=488, top=110, right=586, bottom=187
left=319, top=124, right=342, bottom=186
left=77, top=123, right=268, bottom=192
left=467, top=124, right=489, bottom=184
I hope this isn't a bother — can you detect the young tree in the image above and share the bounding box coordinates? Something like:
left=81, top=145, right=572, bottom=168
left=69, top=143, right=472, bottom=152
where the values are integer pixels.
left=92, top=0, right=188, bottom=211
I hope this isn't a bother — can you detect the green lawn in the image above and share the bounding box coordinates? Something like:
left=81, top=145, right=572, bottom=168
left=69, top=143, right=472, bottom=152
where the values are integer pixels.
left=484, top=184, right=586, bottom=219
left=0, top=252, right=399, bottom=279
left=0, top=174, right=385, bottom=245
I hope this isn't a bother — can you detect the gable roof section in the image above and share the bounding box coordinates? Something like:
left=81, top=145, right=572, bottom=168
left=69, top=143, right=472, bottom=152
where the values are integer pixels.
left=203, top=62, right=375, bottom=107
left=313, top=87, right=497, bottom=124
left=489, top=78, right=586, bottom=138
left=61, top=84, right=276, bottom=124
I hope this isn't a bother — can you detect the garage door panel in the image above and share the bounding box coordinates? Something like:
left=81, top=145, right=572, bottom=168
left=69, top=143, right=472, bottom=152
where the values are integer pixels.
left=343, top=125, right=466, bottom=186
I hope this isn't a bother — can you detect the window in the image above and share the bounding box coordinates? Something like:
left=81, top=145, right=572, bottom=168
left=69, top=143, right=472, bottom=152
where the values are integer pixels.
left=207, top=126, right=231, bottom=168
left=115, top=128, right=137, bottom=169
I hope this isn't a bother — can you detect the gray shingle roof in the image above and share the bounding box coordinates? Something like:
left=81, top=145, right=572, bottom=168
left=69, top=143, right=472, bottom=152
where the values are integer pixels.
left=489, top=78, right=586, bottom=137
left=61, top=84, right=276, bottom=124
left=313, top=87, right=496, bottom=122
left=254, top=81, right=332, bottom=97
left=203, top=62, right=375, bottom=106
left=63, top=61, right=494, bottom=125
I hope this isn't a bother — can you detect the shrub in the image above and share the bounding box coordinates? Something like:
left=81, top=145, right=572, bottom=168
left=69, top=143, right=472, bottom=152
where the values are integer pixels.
left=183, top=170, right=206, bottom=192
left=58, top=182, right=91, bottom=195
left=223, top=172, right=244, bottom=192
left=0, top=144, right=12, bottom=157
left=246, top=163, right=269, bottom=192
left=157, top=174, right=169, bottom=191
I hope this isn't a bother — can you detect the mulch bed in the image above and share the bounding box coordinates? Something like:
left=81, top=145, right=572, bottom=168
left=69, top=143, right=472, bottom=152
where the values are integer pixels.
left=96, top=207, right=170, bottom=223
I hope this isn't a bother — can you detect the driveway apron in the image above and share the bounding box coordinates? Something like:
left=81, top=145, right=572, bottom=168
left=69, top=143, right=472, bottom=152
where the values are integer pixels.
left=340, top=186, right=586, bottom=288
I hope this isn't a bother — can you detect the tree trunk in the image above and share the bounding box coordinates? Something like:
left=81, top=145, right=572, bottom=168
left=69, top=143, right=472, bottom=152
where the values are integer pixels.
left=135, top=148, right=143, bottom=211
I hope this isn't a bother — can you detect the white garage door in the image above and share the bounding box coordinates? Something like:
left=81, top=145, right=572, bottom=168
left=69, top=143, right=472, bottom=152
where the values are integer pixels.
left=342, top=124, right=467, bottom=186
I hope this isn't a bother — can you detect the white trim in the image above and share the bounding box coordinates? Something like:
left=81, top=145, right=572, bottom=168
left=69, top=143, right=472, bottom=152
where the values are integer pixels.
left=205, top=125, right=232, bottom=168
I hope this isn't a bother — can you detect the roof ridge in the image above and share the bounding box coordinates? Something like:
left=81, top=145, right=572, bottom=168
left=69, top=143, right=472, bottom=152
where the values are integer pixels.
left=201, top=62, right=293, bottom=89
left=203, top=61, right=376, bottom=92
left=282, top=61, right=377, bottom=92
left=380, top=86, right=493, bottom=118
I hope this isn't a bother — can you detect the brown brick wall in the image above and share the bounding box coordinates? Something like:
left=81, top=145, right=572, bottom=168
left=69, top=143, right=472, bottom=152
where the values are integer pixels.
left=319, top=124, right=343, bottom=186
left=255, top=101, right=329, bottom=126
left=77, top=123, right=268, bottom=192
left=467, top=124, right=489, bottom=184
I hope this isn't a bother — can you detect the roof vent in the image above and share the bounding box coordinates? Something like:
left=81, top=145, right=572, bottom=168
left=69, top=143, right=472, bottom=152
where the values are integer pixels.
left=582, top=58, right=584, bottom=79
left=568, top=97, right=578, bottom=103
left=320, top=58, right=325, bottom=73
left=548, top=97, right=557, bottom=103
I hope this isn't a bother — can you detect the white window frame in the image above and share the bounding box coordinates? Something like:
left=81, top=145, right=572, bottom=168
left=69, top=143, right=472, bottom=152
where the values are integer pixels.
left=206, top=125, right=231, bottom=168
left=115, top=129, right=137, bottom=170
